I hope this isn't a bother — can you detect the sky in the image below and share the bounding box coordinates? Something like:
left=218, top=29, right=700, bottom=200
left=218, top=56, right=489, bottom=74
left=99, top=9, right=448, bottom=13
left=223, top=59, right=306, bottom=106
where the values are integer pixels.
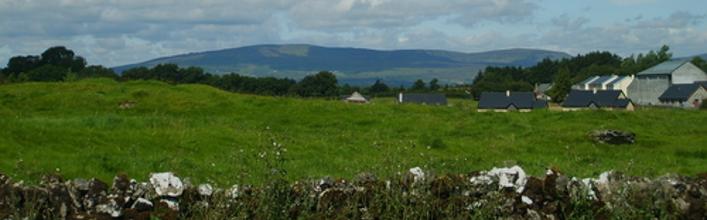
left=1, top=0, right=706, bottom=67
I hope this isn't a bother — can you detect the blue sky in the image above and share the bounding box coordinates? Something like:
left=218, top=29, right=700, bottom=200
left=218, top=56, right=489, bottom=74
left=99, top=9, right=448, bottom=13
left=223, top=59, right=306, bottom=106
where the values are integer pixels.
left=1, top=0, right=706, bottom=67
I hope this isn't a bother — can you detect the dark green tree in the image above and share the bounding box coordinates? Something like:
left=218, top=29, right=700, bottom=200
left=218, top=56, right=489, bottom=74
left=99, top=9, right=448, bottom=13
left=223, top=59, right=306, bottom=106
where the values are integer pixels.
left=292, top=71, right=338, bottom=97
left=40, top=46, right=86, bottom=72
left=369, top=79, right=390, bottom=95
left=429, top=78, right=440, bottom=91
left=78, top=65, right=118, bottom=79
left=691, top=56, right=707, bottom=72
left=23, top=65, right=68, bottom=82
left=411, top=79, right=426, bottom=91
left=547, top=66, right=571, bottom=102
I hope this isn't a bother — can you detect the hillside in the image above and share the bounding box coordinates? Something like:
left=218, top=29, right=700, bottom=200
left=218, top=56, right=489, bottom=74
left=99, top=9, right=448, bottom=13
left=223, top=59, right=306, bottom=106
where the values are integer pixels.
left=0, top=79, right=705, bottom=185
left=112, top=44, right=571, bottom=85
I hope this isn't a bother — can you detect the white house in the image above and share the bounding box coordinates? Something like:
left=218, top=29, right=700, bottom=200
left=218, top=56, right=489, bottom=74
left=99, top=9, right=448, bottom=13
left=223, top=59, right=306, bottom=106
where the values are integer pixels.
left=573, top=75, right=634, bottom=96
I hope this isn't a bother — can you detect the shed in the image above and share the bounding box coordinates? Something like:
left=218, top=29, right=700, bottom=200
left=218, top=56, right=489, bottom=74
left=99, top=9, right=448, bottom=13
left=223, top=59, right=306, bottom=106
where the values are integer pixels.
left=398, top=93, right=447, bottom=105
left=345, top=91, right=369, bottom=104
left=658, top=83, right=707, bottom=108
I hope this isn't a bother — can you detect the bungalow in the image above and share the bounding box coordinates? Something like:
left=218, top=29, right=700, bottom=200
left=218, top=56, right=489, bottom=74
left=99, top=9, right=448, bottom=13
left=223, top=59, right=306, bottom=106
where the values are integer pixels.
left=627, top=60, right=707, bottom=105
left=562, top=90, right=635, bottom=111
left=573, top=75, right=634, bottom=96
left=658, top=83, right=707, bottom=108
left=477, top=91, right=548, bottom=112
left=344, top=91, right=369, bottom=104
left=398, top=93, right=447, bottom=105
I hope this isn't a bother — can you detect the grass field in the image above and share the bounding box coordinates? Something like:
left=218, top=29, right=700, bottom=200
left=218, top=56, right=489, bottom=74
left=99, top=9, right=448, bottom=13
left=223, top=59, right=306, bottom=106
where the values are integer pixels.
left=0, top=78, right=705, bottom=186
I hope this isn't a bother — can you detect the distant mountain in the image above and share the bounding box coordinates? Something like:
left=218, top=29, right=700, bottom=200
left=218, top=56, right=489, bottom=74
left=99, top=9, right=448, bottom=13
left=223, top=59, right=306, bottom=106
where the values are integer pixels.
left=113, top=44, right=570, bottom=85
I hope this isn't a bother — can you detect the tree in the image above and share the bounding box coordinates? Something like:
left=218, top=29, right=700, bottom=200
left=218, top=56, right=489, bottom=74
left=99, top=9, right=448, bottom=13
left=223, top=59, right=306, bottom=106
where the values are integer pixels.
left=411, top=79, right=426, bottom=91
left=369, top=79, right=390, bottom=95
left=547, top=66, right=571, bottom=102
left=23, top=65, right=68, bottom=82
left=4, top=55, right=41, bottom=77
left=429, top=78, right=440, bottom=91
left=121, top=67, right=152, bottom=81
left=292, top=71, right=339, bottom=97
left=691, top=56, right=707, bottom=72
left=78, top=65, right=118, bottom=79
left=40, top=46, right=86, bottom=72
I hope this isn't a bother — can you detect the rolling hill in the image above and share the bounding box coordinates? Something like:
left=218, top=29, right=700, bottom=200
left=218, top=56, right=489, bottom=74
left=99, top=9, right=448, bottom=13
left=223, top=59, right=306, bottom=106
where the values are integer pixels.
left=113, top=44, right=570, bottom=85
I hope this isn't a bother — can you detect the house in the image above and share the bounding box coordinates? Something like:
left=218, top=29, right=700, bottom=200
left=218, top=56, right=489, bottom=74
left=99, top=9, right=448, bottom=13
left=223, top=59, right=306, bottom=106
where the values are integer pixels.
left=562, top=90, right=635, bottom=111
left=344, top=91, right=369, bottom=104
left=573, top=75, right=634, bottom=96
left=477, top=91, right=548, bottom=112
left=534, top=83, right=553, bottom=101
left=627, top=60, right=707, bottom=105
left=398, top=93, right=447, bottom=105
left=658, top=83, right=707, bottom=108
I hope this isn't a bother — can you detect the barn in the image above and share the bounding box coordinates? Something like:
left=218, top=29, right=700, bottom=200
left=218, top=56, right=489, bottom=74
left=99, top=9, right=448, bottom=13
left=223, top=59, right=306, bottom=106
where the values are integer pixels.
left=627, top=60, right=707, bottom=105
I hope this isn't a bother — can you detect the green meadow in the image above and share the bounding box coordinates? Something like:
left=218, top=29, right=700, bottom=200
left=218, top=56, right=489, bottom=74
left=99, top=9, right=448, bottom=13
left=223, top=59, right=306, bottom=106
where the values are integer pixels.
left=0, top=78, right=705, bottom=186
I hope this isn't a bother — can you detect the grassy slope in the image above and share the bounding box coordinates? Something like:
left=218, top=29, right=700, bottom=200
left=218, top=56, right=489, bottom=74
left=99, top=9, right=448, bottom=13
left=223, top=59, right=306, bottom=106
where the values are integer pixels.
left=0, top=78, right=705, bottom=186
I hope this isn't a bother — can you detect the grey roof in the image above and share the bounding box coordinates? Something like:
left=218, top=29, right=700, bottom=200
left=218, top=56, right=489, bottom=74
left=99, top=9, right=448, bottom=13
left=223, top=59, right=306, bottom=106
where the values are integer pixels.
left=401, top=93, right=447, bottom=105
left=658, top=84, right=703, bottom=102
left=588, top=75, right=614, bottom=86
left=562, top=90, right=631, bottom=108
left=535, top=83, right=553, bottom=93
left=478, top=92, right=547, bottom=109
left=637, top=60, right=688, bottom=76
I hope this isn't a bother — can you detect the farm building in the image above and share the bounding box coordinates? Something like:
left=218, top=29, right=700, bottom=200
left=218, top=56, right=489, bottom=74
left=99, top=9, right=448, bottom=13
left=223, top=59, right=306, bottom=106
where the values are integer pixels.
left=562, top=90, right=635, bottom=111
left=398, top=93, right=447, bottom=105
left=658, top=83, right=707, bottom=108
left=627, top=60, right=707, bottom=105
left=573, top=75, right=634, bottom=96
left=534, top=83, right=553, bottom=101
left=344, top=91, right=369, bottom=104
left=477, top=91, right=548, bottom=112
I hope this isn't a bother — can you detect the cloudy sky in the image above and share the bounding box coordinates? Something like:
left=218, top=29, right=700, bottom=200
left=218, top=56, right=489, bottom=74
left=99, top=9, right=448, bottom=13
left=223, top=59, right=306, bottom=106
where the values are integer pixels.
left=1, top=0, right=706, bottom=67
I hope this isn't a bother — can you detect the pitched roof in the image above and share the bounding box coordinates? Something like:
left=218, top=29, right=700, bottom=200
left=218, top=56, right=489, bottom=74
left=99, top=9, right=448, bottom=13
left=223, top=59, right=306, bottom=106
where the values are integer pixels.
left=401, top=93, right=447, bottom=105
left=345, top=91, right=368, bottom=102
left=535, top=83, right=553, bottom=93
left=562, top=90, right=631, bottom=108
left=658, top=84, right=703, bottom=102
left=637, top=60, right=688, bottom=76
left=696, top=81, right=707, bottom=88
left=478, top=92, right=546, bottom=109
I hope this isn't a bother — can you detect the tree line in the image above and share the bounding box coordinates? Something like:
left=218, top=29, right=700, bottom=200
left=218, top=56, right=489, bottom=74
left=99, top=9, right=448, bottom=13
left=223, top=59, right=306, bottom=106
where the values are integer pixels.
left=471, top=45, right=707, bottom=102
left=1, top=46, right=468, bottom=99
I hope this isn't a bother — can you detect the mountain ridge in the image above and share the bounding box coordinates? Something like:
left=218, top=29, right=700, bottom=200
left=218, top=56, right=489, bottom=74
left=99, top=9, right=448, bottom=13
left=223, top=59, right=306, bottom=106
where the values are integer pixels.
left=113, top=44, right=571, bottom=85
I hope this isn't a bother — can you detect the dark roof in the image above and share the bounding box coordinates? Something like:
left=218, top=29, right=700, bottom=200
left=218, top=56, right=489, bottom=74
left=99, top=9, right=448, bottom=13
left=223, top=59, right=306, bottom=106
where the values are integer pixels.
left=478, top=92, right=546, bottom=109
left=658, top=84, right=703, bottom=102
left=562, top=90, right=631, bottom=108
left=696, top=81, right=707, bottom=88
left=401, top=93, right=447, bottom=105
left=637, top=60, right=688, bottom=76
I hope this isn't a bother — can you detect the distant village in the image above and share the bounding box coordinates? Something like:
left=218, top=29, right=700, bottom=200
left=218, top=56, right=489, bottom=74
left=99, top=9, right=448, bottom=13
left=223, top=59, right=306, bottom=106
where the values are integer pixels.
left=345, top=60, right=707, bottom=111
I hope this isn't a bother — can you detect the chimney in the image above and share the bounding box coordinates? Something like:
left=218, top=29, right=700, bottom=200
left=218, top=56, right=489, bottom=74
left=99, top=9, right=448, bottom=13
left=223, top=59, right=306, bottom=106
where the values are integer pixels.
left=398, top=92, right=403, bottom=103
left=506, top=90, right=511, bottom=97
left=593, top=88, right=598, bottom=94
